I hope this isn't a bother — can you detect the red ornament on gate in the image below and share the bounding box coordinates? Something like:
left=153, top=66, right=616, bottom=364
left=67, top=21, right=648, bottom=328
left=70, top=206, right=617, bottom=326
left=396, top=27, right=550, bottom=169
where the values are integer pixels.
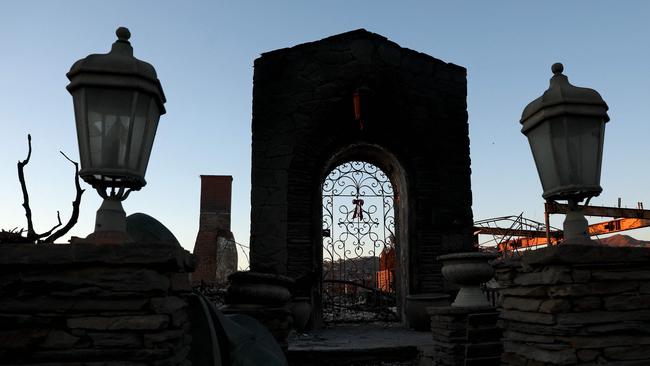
left=352, top=198, right=364, bottom=220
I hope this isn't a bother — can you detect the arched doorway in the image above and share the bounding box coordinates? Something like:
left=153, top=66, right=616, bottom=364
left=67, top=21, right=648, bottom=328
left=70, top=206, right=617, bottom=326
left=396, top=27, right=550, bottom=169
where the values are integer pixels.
left=321, top=161, right=397, bottom=323
left=314, top=143, right=411, bottom=326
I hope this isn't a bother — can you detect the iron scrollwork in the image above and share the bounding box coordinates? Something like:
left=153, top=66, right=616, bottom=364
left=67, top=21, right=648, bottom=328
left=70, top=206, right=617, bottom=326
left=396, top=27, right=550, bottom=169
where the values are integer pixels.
left=322, top=161, right=396, bottom=322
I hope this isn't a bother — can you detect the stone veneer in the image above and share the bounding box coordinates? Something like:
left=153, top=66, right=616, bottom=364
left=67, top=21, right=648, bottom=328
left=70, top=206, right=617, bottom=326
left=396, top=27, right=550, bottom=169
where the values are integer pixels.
left=495, top=244, right=650, bottom=365
left=0, top=241, right=195, bottom=365
left=427, top=306, right=502, bottom=366
left=250, top=30, right=473, bottom=322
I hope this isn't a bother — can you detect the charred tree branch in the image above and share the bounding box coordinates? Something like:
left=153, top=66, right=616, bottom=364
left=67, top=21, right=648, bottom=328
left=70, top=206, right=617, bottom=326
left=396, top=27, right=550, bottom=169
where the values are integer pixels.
left=44, top=151, right=85, bottom=243
left=35, top=211, right=62, bottom=240
left=8, top=136, right=85, bottom=244
left=17, top=134, right=36, bottom=240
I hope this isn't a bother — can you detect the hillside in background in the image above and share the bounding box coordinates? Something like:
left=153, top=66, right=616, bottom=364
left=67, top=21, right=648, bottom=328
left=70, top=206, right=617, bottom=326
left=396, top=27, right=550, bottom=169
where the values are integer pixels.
left=596, top=234, right=650, bottom=247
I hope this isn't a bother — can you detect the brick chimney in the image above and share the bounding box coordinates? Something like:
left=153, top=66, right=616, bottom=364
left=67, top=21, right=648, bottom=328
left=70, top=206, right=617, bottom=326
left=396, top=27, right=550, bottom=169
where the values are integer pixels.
left=192, top=175, right=235, bottom=285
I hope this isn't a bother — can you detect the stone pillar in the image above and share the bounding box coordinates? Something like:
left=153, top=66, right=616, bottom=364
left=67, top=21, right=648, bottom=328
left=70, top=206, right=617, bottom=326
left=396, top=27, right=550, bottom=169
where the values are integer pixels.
left=428, top=306, right=502, bottom=366
left=192, top=175, right=238, bottom=285
left=0, top=241, right=195, bottom=365
left=495, top=244, right=650, bottom=365
left=426, top=252, right=502, bottom=365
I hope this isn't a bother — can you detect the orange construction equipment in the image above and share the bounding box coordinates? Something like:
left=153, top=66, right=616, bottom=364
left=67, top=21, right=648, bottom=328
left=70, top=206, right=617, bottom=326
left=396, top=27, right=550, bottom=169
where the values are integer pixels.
left=481, top=201, right=650, bottom=253
left=498, top=237, right=555, bottom=253
left=545, top=201, right=650, bottom=219
left=588, top=218, right=650, bottom=236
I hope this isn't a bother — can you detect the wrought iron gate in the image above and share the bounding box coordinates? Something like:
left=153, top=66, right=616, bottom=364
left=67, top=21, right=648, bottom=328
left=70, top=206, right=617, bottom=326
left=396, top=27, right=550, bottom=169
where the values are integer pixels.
left=322, top=161, right=397, bottom=322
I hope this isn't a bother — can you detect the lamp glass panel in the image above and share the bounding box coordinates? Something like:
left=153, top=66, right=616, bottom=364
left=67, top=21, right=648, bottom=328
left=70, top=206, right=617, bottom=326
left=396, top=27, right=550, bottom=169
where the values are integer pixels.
left=126, top=92, right=157, bottom=177
left=528, top=116, right=605, bottom=198
left=72, top=88, right=90, bottom=169
left=550, top=117, right=573, bottom=188
left=136, top=97, right=160, bottom=178
left=527, top=122, right=558, bottom=194
left=551, top=116, right=604, bottom=189
left=578, top=117, right=605, bottom=187
left=85, top=88, right=135, bottom=171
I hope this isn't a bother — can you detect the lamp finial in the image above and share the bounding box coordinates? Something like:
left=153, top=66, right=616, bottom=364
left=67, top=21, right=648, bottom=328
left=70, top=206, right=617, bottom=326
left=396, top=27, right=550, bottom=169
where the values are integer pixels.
left=116, top=27, right=131, bottom=42
left=551, top=62, right=564, bottom=75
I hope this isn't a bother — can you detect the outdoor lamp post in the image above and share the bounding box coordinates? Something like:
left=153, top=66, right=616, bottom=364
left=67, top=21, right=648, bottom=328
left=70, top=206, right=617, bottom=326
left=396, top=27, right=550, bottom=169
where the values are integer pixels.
left=521, top=63, right=609, bottom=243
left=66, top=27, right=166, bottom=243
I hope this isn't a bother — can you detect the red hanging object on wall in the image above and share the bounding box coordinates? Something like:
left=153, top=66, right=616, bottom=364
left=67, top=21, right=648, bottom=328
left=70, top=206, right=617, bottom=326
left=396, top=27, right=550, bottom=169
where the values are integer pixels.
left=353, top=89, right=364, bottom=130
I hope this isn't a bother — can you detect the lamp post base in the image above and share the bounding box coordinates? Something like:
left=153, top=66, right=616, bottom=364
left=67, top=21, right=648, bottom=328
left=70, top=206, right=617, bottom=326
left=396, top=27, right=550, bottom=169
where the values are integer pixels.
left=86, top=198, right=132, bottom=244
left=563, top=202, right=592, bottom=244
left=95, top=198, right=127, bottom=232
left=84, top=230, right=132, bottom=245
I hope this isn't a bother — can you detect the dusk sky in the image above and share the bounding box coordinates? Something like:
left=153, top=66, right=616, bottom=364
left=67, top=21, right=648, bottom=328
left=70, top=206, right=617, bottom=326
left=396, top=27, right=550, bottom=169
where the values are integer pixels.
left=2, top=1, right=649, bottom=262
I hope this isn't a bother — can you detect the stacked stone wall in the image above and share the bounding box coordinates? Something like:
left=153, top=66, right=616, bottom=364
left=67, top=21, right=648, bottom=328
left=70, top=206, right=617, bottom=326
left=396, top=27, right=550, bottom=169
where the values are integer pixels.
left=0, top=242, right=195, bottom=365
left=495, top=245, right=650, bottom=365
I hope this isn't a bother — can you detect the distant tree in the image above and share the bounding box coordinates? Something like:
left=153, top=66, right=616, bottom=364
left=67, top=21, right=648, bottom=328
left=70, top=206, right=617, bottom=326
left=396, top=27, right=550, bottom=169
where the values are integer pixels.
left=0, top=134, right=84, bottom=244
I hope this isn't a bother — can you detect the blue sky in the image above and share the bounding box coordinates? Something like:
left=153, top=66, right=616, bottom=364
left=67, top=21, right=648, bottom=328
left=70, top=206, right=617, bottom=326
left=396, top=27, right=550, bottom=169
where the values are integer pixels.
left=1, top=1, right=650, bottom=257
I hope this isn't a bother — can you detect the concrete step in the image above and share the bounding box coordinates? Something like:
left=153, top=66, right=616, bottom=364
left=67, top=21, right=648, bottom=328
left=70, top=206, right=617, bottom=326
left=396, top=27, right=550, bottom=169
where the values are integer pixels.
left=288, top=345, right=421, bottom=366
left=287, top=323, right=432, bottom=366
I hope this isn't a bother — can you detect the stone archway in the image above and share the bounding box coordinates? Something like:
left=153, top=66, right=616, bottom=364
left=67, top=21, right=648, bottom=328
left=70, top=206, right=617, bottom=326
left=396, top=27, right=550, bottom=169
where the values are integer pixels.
left=248, top=30, right=474, bottom=329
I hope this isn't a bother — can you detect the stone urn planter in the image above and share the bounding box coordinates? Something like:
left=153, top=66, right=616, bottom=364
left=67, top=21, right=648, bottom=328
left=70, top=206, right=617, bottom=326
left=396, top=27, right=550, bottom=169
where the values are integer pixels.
left=405, top=293, right=450, bottom=331
left=437, top=252, right=497, bottom=307
left=225, top=271, right=293, bottom=306
left=290, top=296, right=311, bottom=333
left=222, top=271, right=295, bottom=350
